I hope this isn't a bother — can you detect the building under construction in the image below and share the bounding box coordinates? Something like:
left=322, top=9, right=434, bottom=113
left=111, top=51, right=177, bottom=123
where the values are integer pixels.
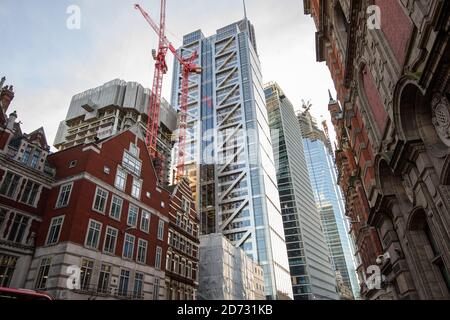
left=54, top=79, right=177, bottom=185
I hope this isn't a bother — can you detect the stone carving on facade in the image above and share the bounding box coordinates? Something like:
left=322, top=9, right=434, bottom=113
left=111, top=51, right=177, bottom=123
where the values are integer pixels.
left=431, top=93, right=450, bottom=147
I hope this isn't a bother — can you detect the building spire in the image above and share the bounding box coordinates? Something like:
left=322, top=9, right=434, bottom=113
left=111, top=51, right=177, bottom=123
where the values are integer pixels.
left=328, top=89, right=334, bottom=103
left=243, top=0, right=248, bottom=20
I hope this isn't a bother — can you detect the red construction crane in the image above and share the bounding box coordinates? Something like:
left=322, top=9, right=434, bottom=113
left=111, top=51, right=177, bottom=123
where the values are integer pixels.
left=134, top=3, right=201, bottom=182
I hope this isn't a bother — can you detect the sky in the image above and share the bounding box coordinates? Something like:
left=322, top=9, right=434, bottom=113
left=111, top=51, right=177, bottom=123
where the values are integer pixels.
left=1, top=0, right=337, bottom=150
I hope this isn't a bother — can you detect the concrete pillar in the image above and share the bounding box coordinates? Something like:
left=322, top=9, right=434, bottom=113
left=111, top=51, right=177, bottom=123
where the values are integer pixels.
left=21, top=218, right=33, bottom=245
left=10, top=255, right=32, bottom=289
left=0, top=210, right=12, bottom=240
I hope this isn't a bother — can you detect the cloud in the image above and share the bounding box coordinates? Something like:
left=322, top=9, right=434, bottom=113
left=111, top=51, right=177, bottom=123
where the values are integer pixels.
left=4, top=0, right=337, bottom=147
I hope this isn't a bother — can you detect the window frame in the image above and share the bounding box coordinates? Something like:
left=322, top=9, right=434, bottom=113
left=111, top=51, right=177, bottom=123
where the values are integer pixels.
left=92, top=186, right=109, bottom=214
left=85, top=219, right=103, bottom=250
left=131, top=178, right=143, bottom=200
left=34, top=256, right=52, bottom=290
left=55, top=183, right=73, bottom=209
left=137, top=239, right=148, bottom=264
left=127, top=204, right=139, bottom=228
left=155, top=246, right=162, bottom=270
left=109, top=195, right=123, bottom=221
left=157, top=219, right=165, bottom=241
left=140, top=210, right=151, bottom=233
left=114, top=167, right=127, bottom=191
left=46, top=215, right=65, bottom=246
left=103, top=226, right=118, bottom=255
left=122, top=233, right=136, bottom=260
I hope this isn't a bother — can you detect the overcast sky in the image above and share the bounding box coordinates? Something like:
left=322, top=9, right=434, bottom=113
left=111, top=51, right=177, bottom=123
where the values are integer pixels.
left=1, top=0, right=337, bottom=149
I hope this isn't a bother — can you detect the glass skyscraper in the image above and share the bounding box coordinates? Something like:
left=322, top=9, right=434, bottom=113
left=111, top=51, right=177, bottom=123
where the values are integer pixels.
left=170, top=19, right=293, bottom=299
left=298, top=108, right=360, bottom=299
left=265, top=82, right=339, bottom=300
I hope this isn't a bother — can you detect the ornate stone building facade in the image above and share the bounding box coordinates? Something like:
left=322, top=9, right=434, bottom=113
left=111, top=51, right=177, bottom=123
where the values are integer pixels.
left=304, top=0, right=450, bottom=299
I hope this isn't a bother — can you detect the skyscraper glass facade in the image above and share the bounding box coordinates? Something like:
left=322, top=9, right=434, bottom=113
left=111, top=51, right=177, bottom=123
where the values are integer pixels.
left=171, top=19, right=293, bottom=300
left=265, top=82, right=339, bottom=300
left=299, top=112, right=360, bottom=299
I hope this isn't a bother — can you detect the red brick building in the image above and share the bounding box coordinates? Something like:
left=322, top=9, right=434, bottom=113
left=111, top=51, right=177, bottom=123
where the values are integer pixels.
left=165, top=177, right=200, bottom=300
left=304, top=0, right=450, bottom=299
left=0, top=80, right=55, bottom=289
left=24, top=126, right=171, bottom=300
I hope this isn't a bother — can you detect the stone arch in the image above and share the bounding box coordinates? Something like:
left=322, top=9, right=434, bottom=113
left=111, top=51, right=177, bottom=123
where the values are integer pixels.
left=393, top=79, right=450, bottom=158
left=406, top=207, right=450, bottom=299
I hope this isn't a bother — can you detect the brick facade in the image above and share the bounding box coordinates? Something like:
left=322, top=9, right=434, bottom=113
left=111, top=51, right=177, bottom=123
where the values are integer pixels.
left=304, top=0, right=450, bottom=299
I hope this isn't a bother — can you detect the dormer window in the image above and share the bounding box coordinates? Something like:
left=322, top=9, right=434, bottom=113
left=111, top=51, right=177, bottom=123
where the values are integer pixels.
left=30, top=150, right=41, bottom=169
left=129, top=143, right=139, bottom=157
left=22, top=146, right=32, bottom=164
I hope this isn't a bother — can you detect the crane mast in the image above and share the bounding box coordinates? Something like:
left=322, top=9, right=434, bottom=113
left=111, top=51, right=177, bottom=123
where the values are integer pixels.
left=134, top=3, right=201, bottom=182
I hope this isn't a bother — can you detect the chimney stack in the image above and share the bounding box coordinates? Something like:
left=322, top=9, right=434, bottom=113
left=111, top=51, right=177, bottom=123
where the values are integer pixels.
left=7, top=110, right=17, bottom=130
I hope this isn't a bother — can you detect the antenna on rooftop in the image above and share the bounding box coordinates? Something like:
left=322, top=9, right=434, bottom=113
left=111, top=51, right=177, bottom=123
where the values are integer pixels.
left=243, top=0, right=248, bottom=20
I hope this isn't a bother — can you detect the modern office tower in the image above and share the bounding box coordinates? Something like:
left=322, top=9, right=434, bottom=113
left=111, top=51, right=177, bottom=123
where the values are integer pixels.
left=298, top=107, right=360, bottom=299
left=171, top=19, right=293, bottom=299
left=264, top=82, right=339, bottom=300
left=53, top=79, right=177, bottom=185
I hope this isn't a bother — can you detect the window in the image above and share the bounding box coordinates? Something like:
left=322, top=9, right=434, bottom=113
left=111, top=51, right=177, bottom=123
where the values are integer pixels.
left=133, top=273, right=144, bottom=299
left=56, top=183, right=72, bottom=208
left=187, top=262, right=193, bottom=279
left=155, top=246, right=162, bottom=269
left=0, top=209, right=6, bottom=230
left=114, top=168, right=127, bottom=191
left=137, top=239, right=148, bottom=264
left=157, top=220, right=165, bottom=240
left=187, top=222, right=193, bottom=235
left=80, top=258, right=94, bottom=291
left=93, top=187, right=108, bottom=213
left=20, top=180, right=40, bottom=206
left=35, top=257, right=52, bottom=290
left=118, top=269, right=130, bottom=297
left=7, top=213, right=29, bottom=243
left=140, top=211, right=150, bottom=233
left=0, top=172, right=21, bottom=199
left=166, top=253, right=172, bottom=271
left=153, top=278, right=160, bottom=300
left=85, top=220, right=102, bottom=249
left=129, top=144, right=139, bottom=157
left=122, top=151, right=142, bottom=176
left=127, top=205, right=139, bottom=227
left=131, top=178, right=142, bottom=199
left=180, top=259, right=186, bottom=277
left=30, top=150, right=41, bottom=169
left=103, top=227, right=118, bottom=254
left=181, top=197, right=190, bottom=213
left=46, top=216, right=64, bottom=245
left=109, top=196, right=123, bottom=221
left=22, top=146, right=32, bottom=164
left=0, top=255, right=18, bottom=287
left=97, top=264, right=111, bottom=294
left=123, top=234, right=135, bottom=259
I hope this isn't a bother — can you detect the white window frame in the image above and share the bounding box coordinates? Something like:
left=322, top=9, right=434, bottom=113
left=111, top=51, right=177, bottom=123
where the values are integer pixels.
left=46, top=215, right=65, bottom=245
left=123, top=233, right=135, bottom=260
left=127, top=204, right=139, bottom=228
left=109, top=195, right=123, bottom=221
left=137, top=239, right=148, bottom=264
left=155, top=246, right=162, bottom=270
left=114, top=167, right=127, bottom=191
left=34, top=256, right=52, bottom=290
left=140, top=210, right=151, bottom=233
left=55, top=183, right=73, bottom=209
left=19, top=179, right=41, bottom=207
left=0, top=171, right=22, bottom=200
left=85, top=219, right=102, bottom=249
left=103, top=226, right=118, bottom=255
left=92, top=186, right=109, bottom=214
left=157, top=219, right=165, bottom=241
left=181, top=196, right=190, bottom=213
left=131, top=178, right=142, bottom=200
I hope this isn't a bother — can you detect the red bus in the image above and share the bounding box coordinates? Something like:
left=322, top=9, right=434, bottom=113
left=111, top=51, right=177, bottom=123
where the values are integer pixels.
left=0, top=287, right=54, bottom=300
